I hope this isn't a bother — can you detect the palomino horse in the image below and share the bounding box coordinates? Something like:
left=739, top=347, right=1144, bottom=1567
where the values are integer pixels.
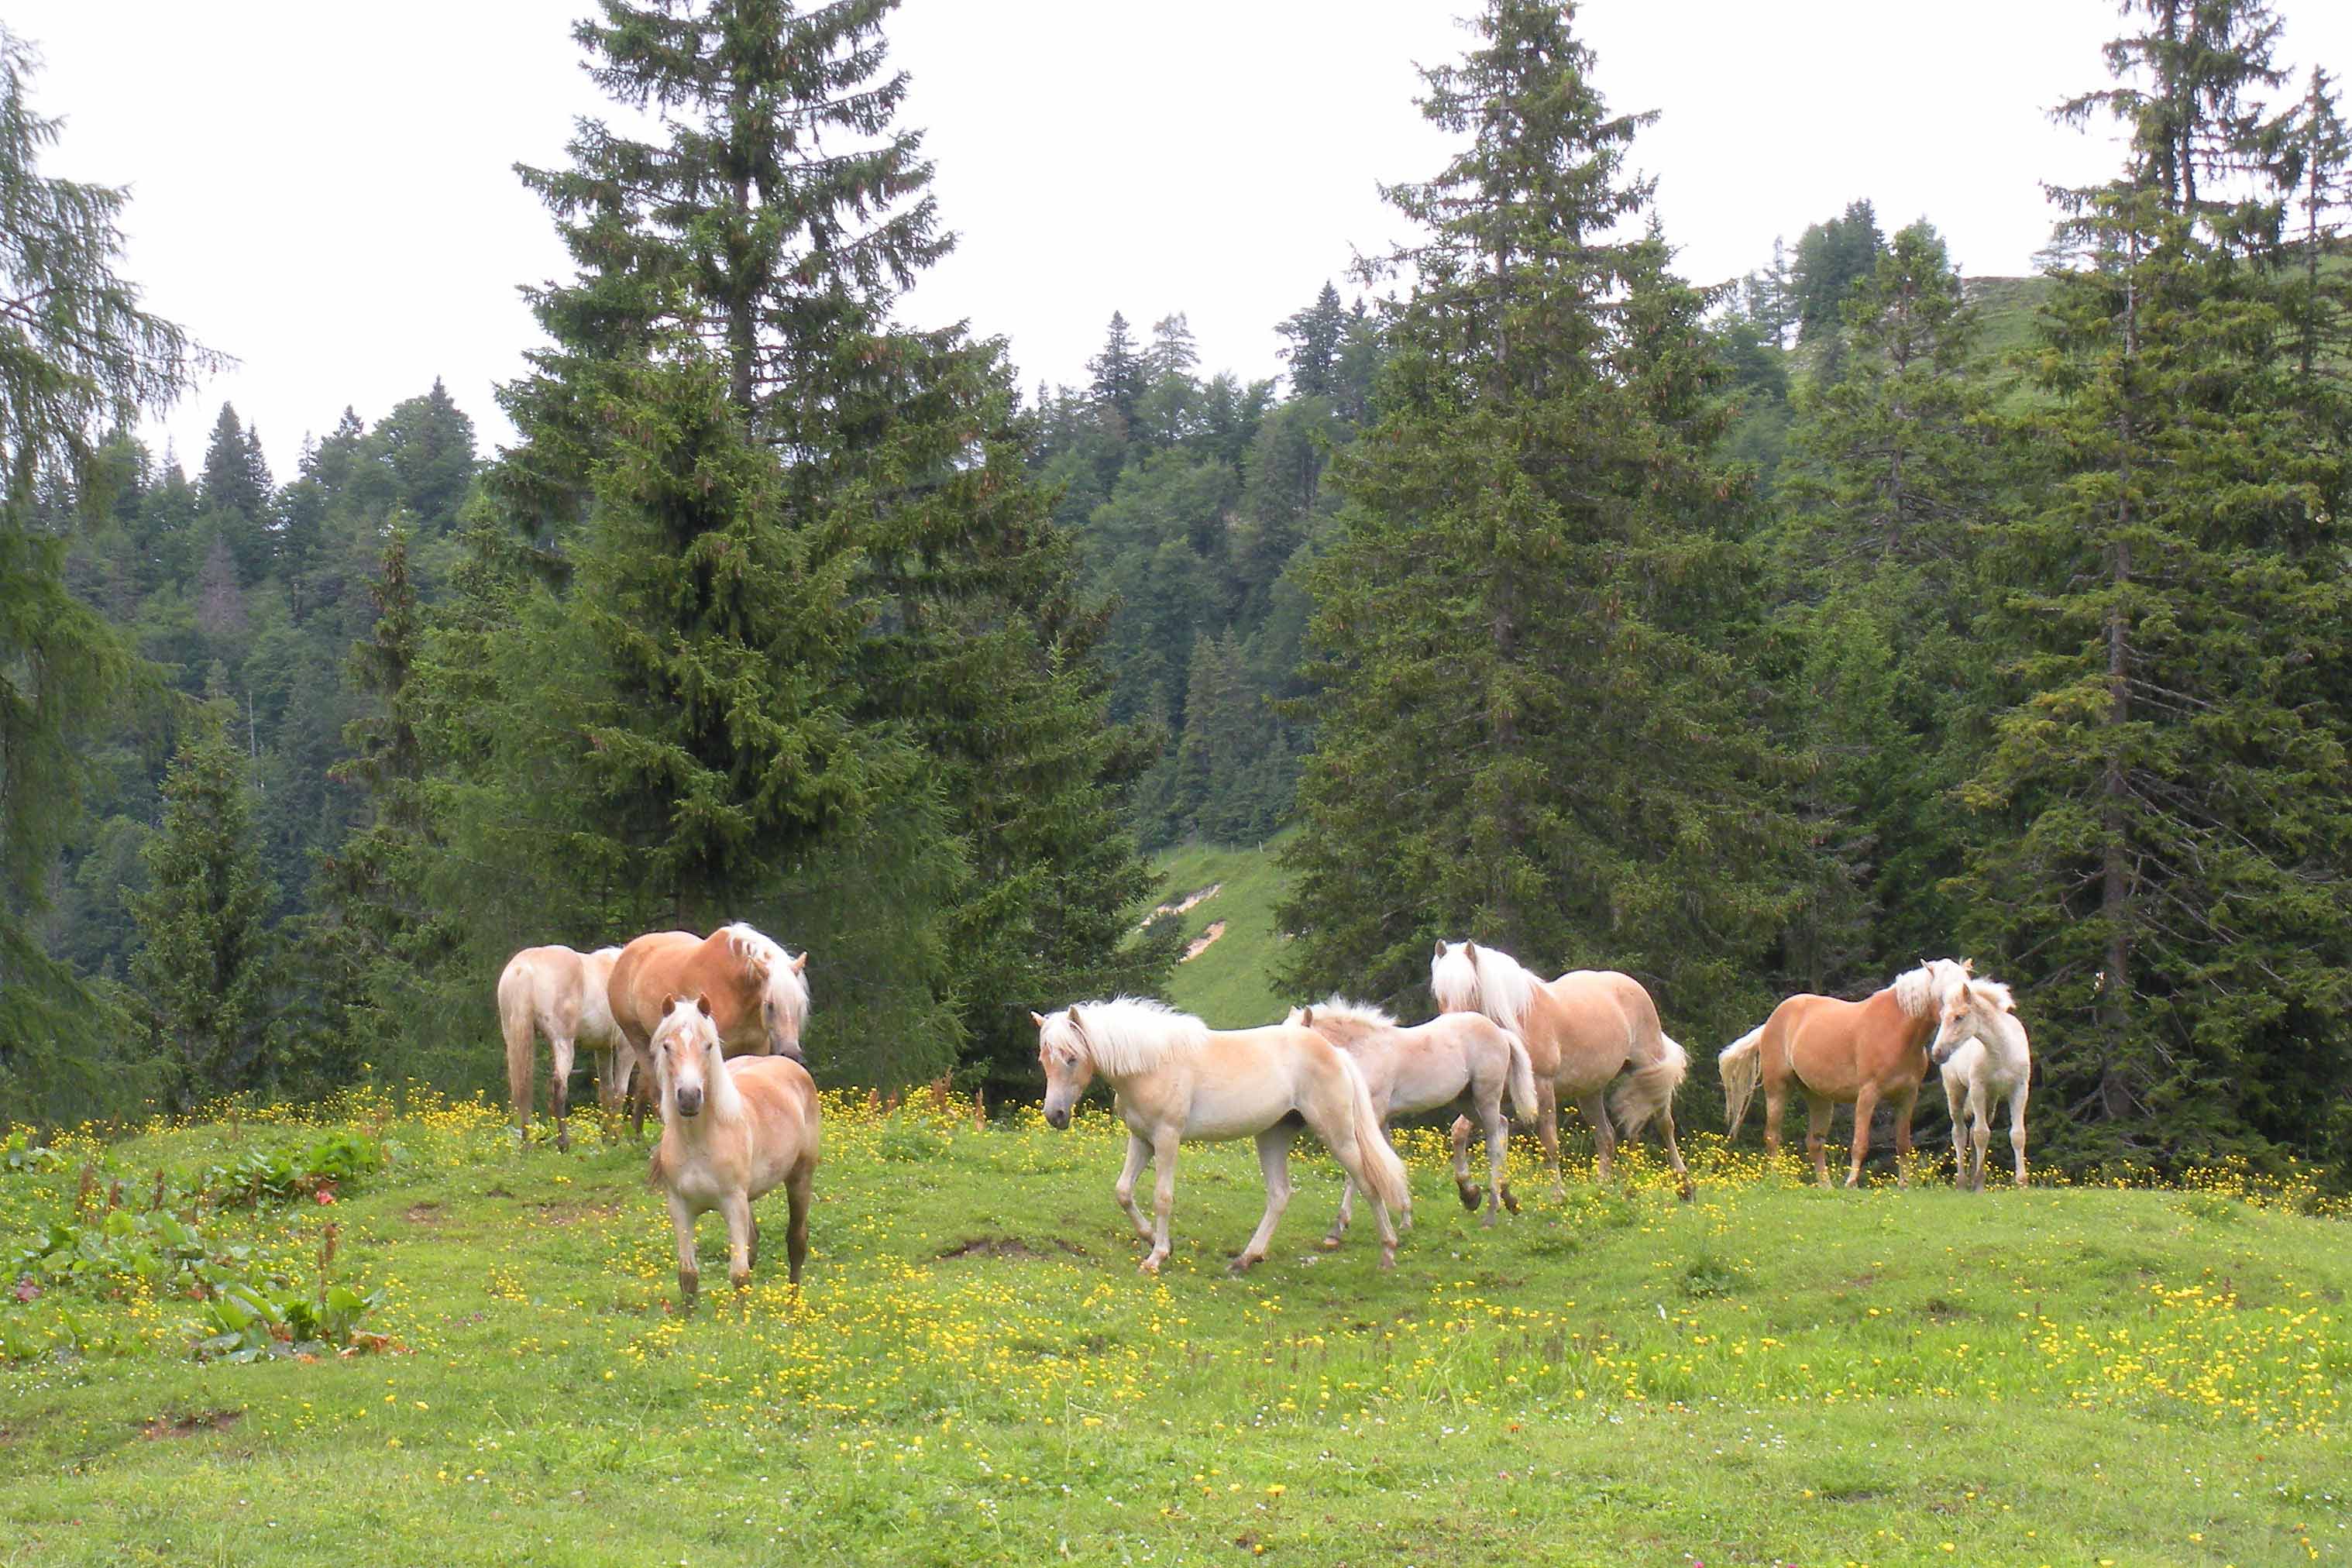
left=1718, top=958, right=1972, bottom=1188
left=1033, top=998, right=1412, bottom=1275
left=646, top=992, right=822, bottom=1303
left=1286, top=999, right=1535, bottom=1238
left=498, top=944, right=629, bottom=1151
left=1430, top=941, right=1695, bottom=1201
left=608, top=923, right=810, bottom=1136
left=1930, top=976, right=2031, bottom=1191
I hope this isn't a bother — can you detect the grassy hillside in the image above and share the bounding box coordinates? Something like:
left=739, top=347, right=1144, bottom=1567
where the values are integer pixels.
left=5, top=1093, right=2349, bottom=1566
left=1150, top=835, right=1293, bottom=1026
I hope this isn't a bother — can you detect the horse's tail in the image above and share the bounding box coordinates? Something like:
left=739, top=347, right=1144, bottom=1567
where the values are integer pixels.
left=1718, top=1024, right=1767, bottom=1140
left=498, top=958, right=536, bottom=1130
left=1611, top=1030, right=1687, bottom=1140
left=1504, top=1030, right=1539, bottom=1123
left=1339, top=1053, right=1412, bottom=1218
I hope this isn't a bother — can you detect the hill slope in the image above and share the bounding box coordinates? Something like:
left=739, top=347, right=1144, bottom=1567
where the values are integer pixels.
left=3, top=1095, right=2347, bottom=1566
left=1150, top=836, right=1293, bottom=1025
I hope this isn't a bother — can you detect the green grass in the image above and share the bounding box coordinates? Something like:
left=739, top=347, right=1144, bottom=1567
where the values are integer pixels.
left=5, top=1092, right=2350, bottom=1566
left=1150, top=834, right=1293, bottom=1026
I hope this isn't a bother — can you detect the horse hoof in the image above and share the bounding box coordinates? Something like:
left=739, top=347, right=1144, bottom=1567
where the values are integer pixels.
left=1378, top=1250, right=1396, bottom=1271
left=1501, top=1187, right=1520, bottom=1216
left=1676, top=1182, right=1694, bottom=1204
left=731, top=1272, right=751, bottom=1291
left=1138, top=1257, right=1163, bottom=1277
left=1319, top=1236, right=1343, bottom=1251
left=556, top=1134, right=569, bottom=1154
left=677, top=1271, right=699, bottom=1307
left=1480, top=1209, right=1499, bottom=1229
left=1227, top=1255, right=1260, bottom=1277
left=1456, top=1185, right=1483, bottom=1212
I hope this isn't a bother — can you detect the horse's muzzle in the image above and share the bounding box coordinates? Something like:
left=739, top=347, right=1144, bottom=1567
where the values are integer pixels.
left=675, top=1087, right=703, bottom=1118
left=1045, top=1106, right=1070, bottom=1131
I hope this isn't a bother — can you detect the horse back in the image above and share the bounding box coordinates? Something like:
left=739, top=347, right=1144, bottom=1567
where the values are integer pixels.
left=1776, top=987, right=1928, bottom=1098
left=728, top=1055, right=822, bottom=1170
left=607, top=930, right=703, bottom=1047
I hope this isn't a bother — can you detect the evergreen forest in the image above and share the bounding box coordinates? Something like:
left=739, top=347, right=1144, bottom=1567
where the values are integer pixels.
left=5, top=0, right=2352, bottom=1182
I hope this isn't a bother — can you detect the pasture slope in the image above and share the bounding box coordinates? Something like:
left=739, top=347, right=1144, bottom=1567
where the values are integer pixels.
left=3, top=1092, right=2349, bottom=1568
left=1152, top=837, right=1292, bottom=1027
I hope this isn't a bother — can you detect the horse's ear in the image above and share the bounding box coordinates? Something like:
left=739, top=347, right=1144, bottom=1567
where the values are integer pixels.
left=1962, top=958, right=1976, bottom=975
left=1029, top=1010, right=1047, bottom=1029
left=695, top=992, right=713, bottom=1016
left=1300, top=1006, right=1315, bottom=1026
left=1463, top=940, right=1477, bottom=957
left=789, top=951, right=808, bottom=975
left=1067, top=1006, right=1087, bottom=1040
left=661, top=993, right=679, bottom=1015
left=1433, top=939, right=1446, bottom=959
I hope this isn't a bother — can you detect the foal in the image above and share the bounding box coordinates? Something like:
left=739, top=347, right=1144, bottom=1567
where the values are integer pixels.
left=1287, top=999, right=1535, bottom=1237
left=1929, top=978, right=2032, bottom=1191
left=647, top=993, right=821, bottom=1303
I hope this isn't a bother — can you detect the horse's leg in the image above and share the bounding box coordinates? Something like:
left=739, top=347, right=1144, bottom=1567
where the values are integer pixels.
left=1846, top=1084, right=1880, bottom=1189
left=722, top=1189, right=755, bottom=1290
left=1318, top=1117, right=1399, bottom=1270
left=1538, top=1082, right=1563, bottom=1198
left=1891, top=1085, right=1917, bottom=1189
left=785, top=1163, right=813, bottom=1285
left=1142, top=1132, right=1181, bottom=1275
left=1480, top=1097, right=1511, bottom=1226
left=1805, top=1099, right=1832, bottom=1188
left=1943, top=1071, right=1968, bottom=1189
left=549, top=1032, right=576, bottom=1154
left=1580, top=1092, right=1617, bottom=1185
left=1325, top=1171, right=1358, bottom=1250
left=2009, top=1082, right=2029, bottom=1188
left=667, top=1191, right=700, bottom=1308
left=1112, top=1132, right=1154, bottom=1244
left=1449, top=1115, right=1480, bottom=1212
left=1656, top=1105, right=1695, bottom=1203
left=1763, top=1081, right=1789, bottom=1163
left=628, top=1044, right=655, bottom=1141
left=1234, top=1126, right=1296, bottom=1274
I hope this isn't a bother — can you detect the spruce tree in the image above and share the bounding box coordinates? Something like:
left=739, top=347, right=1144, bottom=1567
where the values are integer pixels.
left=482, top=0, right=1156, bottom=1085
left=1958, top=0, right=2352, bottom=1170
left=1280, top=0, right=1807, bottom=1038
left=0, top=26, right=211, bottom=1115
left=132, top=699, right=278, bottom=1109
left=1087, top=311, right=1145, bottom=427
left=1276, top=282, right=1348, bottom=397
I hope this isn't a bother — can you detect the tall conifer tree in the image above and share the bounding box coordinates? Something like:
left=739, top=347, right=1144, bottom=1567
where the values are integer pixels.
left=1280, top=0, right=1806, bottom=1038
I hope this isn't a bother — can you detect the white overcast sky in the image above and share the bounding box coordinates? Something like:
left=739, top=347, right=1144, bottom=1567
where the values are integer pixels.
left=9, top=0, right=2350, bottom=476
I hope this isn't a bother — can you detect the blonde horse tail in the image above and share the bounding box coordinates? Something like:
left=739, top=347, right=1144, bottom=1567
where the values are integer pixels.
left=1339, top=1053, right=1412, bottom=1218
left=499, top=960, right=537, bottom=1132
left=1504, top=1030, right=1539, bottom=1123
left=1718, top=1025, right=1766, bottom=1140
left=1611, top=1031, right=1688, bottom=1139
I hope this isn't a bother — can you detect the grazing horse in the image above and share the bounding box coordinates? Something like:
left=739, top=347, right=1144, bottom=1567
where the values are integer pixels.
left=1718, top=959, right=1972, bottom=1188
left=1033, top=998, right=1413, bottom=1275
left=647, top=993, right=821, bottom=1304
left=1930, top=977, right=2032, bottom=1191
left=1429, top=941, right=1695, bottom=1201
left=608, top=924, right=810, bottom=1136
left=1287, top=999, right=1535, bottom=1238
left=498, top=944, right=628, bottom=1151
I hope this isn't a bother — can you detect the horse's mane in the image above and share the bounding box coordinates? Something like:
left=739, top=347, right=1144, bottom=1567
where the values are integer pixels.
left=1432, top=941, right=1539, bottom=1030
left=1293, top=995, right=1396, bottom=1034
left=1968, top=978, right=2016, bottom=1013
left=1046, top=996, right=1209, bottom=1075
left=720, top=921, right=810, bottom=1030
left=1893, top=958, right=1971, bottom=1019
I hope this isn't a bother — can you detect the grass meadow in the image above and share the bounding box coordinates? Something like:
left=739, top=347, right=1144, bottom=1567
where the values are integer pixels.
left=1151, top=836, right=1294, bottom=1027
left=3, top=1088, right=2350, bottom=1567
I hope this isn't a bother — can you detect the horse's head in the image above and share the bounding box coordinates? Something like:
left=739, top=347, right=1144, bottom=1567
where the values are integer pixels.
left=1430, top=940, right=1480, bottom=1014
left=654, top=993, right=721, bottom=1118
left=1031, top=1007, right=1096, bottom=1130
left=1928, top=977, right=2011, bottom=1067
left=759, top=949, right=810, bottom=1061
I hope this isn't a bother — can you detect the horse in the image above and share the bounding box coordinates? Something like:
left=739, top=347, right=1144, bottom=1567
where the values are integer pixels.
left=1718, top=958, right=1972, bottom=1188
left=608, top=923, right=810, bottom=1137
left=1929, top=976, right=2031, bottom=1191
left=497, top=944, right=628, bottom=1151
left=1033, top=997, right=1413, bottom=1275
left=646, top=992, right=822, bottom=1304
left=1286, top=998, right=1535, bottom=1239
left=1429, top=940, right=1695, bottom=1201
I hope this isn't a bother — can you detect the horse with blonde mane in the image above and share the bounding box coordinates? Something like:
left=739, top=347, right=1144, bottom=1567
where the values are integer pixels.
left=498, top=944, right=628, bottom=1151
left=609, top=923, right=810, bottom=1137
left=1718, top=958, right=1972, bottom=1188
left=1929, top=975, right=2032, bottom=1191
left=1033, top=998, right=1413, bottom=1275
left=1430, top=941, right=1695, bottom=1201
left=1287, top=998, right=1535, bottom=1239
left=646, top=992, right=821, bottom=1304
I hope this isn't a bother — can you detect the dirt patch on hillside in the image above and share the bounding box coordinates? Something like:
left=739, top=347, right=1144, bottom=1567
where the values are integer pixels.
left=1182, top=920, right=1228, bottom=963
left=139, top=1410, right=241, bottom=1439
left=535, top=1199, right=621, bottom=1226
left=939, top=1236, right=1086, bottom=1261
left=403, top=1201, right=443, bottom=1225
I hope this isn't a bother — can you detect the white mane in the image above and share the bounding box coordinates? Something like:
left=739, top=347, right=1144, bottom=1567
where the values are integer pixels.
left=1044, top=996, right=1209, bottom=1075
left=1431, top=940, right=1538, bottom=1030
left=1965, top=978, right=2016, bottom=1014
left=721, top=921, right=810, bottom=1033
left=1290, top=996, right=1397, bottom=1035
left=1893, top=958, right=1971, bottom=1019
